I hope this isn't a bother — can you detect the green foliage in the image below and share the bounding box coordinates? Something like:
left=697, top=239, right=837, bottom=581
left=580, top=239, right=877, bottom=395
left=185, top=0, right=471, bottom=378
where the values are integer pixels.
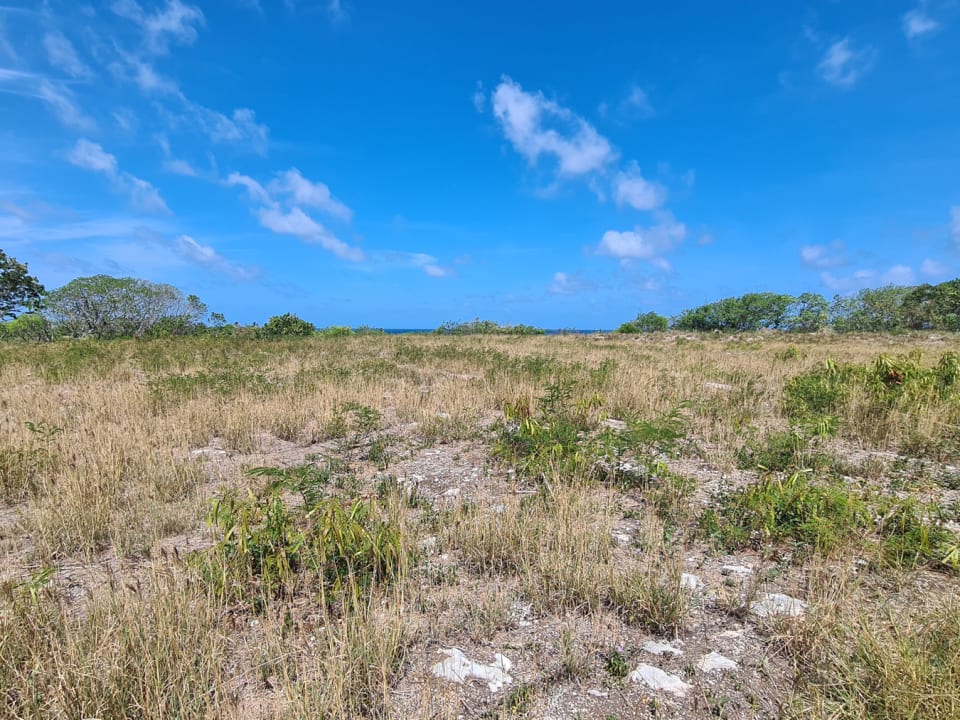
left=616, top=311, right=668, bottom=334
left=699, top=473, right=871, bottom=557
left=434, top=318, right=546, bottom=335
left=260, top=312, right=316, bottom=337
left=317, top=325, right=353, bottom=337
left=784, top=292, right=830, bottom=332
left=0, top=312, right=52, bottom=341
left=736, top=425, right=839, bottom=473
left=196, top=473, right=405, bottom=607
left=831, top=285, right=913, bottom=333
left=604, top=647, right=630, bottom=679
left=673, top=292, right=797, bottom=332
left=0, top=421, right=62, bottom=501
left=875, top=497, right=958, bottom=571
left=0, top=249, right=44, bottom=320
left=44, top=275, right=207, bottom=339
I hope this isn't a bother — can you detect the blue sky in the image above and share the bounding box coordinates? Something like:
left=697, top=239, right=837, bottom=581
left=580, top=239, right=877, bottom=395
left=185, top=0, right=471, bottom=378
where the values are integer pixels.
left=1, top=1, right=959, bottom=328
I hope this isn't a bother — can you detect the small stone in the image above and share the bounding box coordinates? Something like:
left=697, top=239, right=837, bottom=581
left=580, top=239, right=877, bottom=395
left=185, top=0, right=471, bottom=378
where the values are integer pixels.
left=629, top=664, right=692, bottom=696
left=587, top=689, right=608, bottom=698
left=680, top=573, right=702, bottom=591
left=750, top=592, right=807, bottom=618
left=430, top=648, right=513, bottom=692
left=642, top=640, right=683, bottom=656
left=698, top=651, right=739, bottom=672
left=611, top=531, right=632, bottom=546
left=704, top=381, right=733, bottom=391
left=721, top=564, right=752, bottom=576
left=602, top=418, right=628, bottom=431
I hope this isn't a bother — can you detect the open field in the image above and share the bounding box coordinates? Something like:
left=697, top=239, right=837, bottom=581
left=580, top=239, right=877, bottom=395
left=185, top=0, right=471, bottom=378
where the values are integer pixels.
left=1, top=332, right=959, bottom=719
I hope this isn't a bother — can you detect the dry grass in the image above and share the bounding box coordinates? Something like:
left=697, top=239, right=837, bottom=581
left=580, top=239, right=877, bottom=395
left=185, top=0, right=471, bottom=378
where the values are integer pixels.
left=0, top=332, right=958, bottom=718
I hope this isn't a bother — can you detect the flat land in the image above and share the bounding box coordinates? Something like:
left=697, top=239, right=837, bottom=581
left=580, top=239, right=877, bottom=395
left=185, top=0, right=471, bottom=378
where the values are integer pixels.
left=1, top=333, right=958, bottom=719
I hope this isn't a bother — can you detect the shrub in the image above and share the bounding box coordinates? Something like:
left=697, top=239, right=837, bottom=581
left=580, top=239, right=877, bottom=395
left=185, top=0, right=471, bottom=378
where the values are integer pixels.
left=616, top=311, right=668, bottom=334
left=260, top=313, right=316, bottom=337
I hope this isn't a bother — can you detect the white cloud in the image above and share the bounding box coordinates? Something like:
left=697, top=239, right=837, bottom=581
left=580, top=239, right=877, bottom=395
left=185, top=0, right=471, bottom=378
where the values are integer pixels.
left=472, top=81, right=486, bottom=112
left=491, top=75, right=617, bottom=178
left=269, top=168, right=353, bottom=221
left=921, top=258, right=950, bottom=278
left=67, top=139, right=171, bottom=215
left=818, top=38, right=874, bottom=88
left=882, top=264, right=916, bottom=285
left=138, top=228, right=259, bottom=280
left=903, top=8, right=940, bottom=39
left=257, top=206, right=364, bottom=261
left=225, top=172, right=273, bottom=205
left=38, top=80, right=97, bottom=132
left=549, top=271, right=582, bottom=295
left=612, top=162, right=667, bottom=211
left=113, top=0, right=205, bottom=55
left=43, top=32, right=93, bottom=79
left=597, top=212, right=686, bottom=269
left=621, top=85, right=654, bottom=118
left=327, top=0, right=347, bottom=22
left=951, top=206, right=960, bottom=248
left=407, top=252, right=450, bottom=277
left=162, top=158, right=197, bottom=176
left=801, top=241, right=848, bottom=268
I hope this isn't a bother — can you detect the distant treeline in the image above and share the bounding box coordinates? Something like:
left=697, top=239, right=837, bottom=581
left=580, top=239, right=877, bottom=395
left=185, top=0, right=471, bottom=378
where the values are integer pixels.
left=4, top=249, right=960, bottom=340
left=617, top=282, right=960, bottom=334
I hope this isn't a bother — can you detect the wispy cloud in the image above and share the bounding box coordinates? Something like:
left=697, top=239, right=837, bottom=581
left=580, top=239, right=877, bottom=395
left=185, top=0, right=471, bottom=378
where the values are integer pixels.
left=491, top=75, right=617, bottom=179
left=43, top=31, right=93, bottom=79
left=821, top=264, right=917, bottom=293
left=620, top=85, right=654, bottom=119
left=257, top=206, right=363, bottom=261
left=800, top=241, right=848, bottom=268
left=38, top=80, right=97, bottom=132
left=67, top=139, right=170, bottom=214
left=818, top=38, right=874, bottom=88
left=138, top=227, right=259, bottom=280
left=921, top=258, right=950, bottom=278
left=612, top=162, right=667, bottom=211
left=112, top=0, right=205, bottom=55
left=268, top=168, right=352, bottom=221
left=596, top=212, right=686, bottom=270
left=903, top=7, right=940, bottom=39
left=548, top=271, right=593, bottom=296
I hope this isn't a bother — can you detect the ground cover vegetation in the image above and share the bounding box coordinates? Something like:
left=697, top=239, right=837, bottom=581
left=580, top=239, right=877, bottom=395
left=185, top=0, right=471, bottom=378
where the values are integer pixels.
left=0, top=324, right=957, bottom=719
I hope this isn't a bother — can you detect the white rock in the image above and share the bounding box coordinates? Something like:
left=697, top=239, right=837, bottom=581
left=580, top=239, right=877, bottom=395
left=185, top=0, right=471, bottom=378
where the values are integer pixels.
left=642, top=640, right=683, bottom=656
left=430, top=648, right=513, bottom=692
left=587, top=689, right=608, bottom=698
left=698, top=652, right=739, bottom=672
left=611, top=531, right=632, bottom=547
left=721, top=564, right=752, bottom=576
left=750, top=593, right=807, bottom=618
left=190, top=447, right=226, bottom=458
left=602, top=418, right=628, bottom=431
left=680, top=573, right=702, bottom=591
left=443, top=487, right=461, bottom=498
left=629, top=664, right=692, bottom=696
left=704, top=382, right=733, bottom=391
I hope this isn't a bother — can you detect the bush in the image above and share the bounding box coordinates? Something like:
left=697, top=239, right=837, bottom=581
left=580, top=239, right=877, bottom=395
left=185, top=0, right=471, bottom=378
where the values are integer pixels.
left=435, top=318, right=545, bottom=335
left=260, top=313, right=316, bottom=338
left=616, top=311, right=668, bottom=334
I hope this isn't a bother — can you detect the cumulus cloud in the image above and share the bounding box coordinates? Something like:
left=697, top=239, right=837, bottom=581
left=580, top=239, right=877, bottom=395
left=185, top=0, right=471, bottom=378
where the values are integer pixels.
left=613, top=162, right=667, bottom=211
left=903, top=8, right=940, bottom=39
left=491, top=75, right=617, bottom=178
left=67, top=139, right=170, bottom=214
left=268, top=168, right=353, bottom=221
left=597, top=212, right=686, bottom=269
left=801, top=241, right=848, bottom=268
left=818, top=38, right=874, bottom=88
left=257, top=206, right=363, bottom=261
left=43, top=32, right=93, bottom=79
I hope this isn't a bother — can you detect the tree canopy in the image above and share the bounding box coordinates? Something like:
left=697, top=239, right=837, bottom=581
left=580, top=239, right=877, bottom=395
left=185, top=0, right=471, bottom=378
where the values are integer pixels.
left=0, top=249, right=44, bottom=320
left=44, top=275, right=207, bottom=339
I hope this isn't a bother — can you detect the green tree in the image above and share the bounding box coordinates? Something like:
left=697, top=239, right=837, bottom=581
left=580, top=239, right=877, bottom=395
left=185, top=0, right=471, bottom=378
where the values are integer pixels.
left=616, top=311, right=669, bottom=333
left=831, top=286, right=912, bottom=333
left=0, top=249, right=45, bottom=319
left=784, top=293, right=830, bottom=332
left=901, top=279, right=960, bottom=330
left=44, top=275, right=207, bottom=339
left=261, top=313, right=316, bottom=337
left=674, top=293, right=796, bottom=332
